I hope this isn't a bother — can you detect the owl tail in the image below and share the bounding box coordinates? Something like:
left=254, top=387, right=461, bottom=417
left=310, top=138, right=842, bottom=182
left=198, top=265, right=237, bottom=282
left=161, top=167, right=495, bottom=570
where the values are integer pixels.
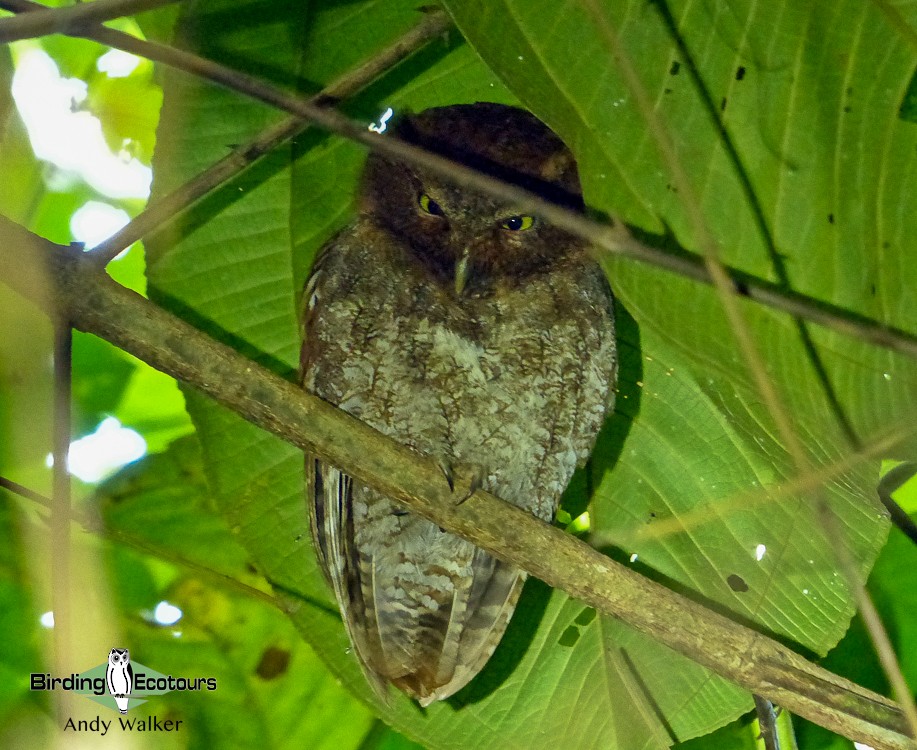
left=310, top=459, right=526, bottom=704
left=372, top=546, right=526, bottom=705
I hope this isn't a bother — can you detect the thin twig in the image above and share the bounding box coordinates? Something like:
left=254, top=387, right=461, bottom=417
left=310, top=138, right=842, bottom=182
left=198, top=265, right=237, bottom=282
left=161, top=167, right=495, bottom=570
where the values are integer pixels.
left=625, top=420, right=911, bottom=545
left=89, top=9, right=453, bottom=264
left=0, top=0, right=180, bottom=43
left=2, top=0, right=916, bottom=359
left=1, top=219, right=913, bottom=750
left=754, top=695, right=781, bottom=750
left=0, top=474, right=50, bottom=505
left=50, top=316, right=72, bottom=719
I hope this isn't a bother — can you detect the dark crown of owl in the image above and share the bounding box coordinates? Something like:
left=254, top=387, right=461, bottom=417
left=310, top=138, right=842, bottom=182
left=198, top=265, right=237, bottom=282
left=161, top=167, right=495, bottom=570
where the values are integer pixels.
left=374, top=102, right=584, bottom=210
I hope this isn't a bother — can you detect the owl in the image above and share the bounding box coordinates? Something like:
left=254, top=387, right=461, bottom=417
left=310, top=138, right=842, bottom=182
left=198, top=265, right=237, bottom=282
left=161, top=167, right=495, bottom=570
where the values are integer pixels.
left=300, top=102, right=617, bottom=705
left=106, top=648, right=133, bottom=715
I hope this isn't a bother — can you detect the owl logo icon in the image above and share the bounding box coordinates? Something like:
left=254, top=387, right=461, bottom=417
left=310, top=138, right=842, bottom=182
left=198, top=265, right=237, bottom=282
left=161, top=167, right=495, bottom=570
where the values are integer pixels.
left=106, top=648, right=133, bottom=714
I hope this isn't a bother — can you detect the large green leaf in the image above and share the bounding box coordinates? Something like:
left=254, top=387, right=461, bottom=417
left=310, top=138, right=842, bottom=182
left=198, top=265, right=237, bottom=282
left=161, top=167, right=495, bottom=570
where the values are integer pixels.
left=146, top=1, right=905, bottom=747
left=443, top=0, right=909, bottom=670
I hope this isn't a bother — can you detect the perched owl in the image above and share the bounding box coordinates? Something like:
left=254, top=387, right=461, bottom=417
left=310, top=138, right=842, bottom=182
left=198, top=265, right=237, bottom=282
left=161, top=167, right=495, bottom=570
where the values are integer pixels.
left=300, top=102, right=617, bottom=704
left=106, top=648, right=133, bottom=715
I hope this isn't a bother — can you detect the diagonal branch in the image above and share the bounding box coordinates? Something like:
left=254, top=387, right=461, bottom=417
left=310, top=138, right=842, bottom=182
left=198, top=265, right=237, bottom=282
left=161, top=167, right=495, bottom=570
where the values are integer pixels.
left=1, top=217, right=913, bottom=750
left=0, top=0, right=180, bottom=43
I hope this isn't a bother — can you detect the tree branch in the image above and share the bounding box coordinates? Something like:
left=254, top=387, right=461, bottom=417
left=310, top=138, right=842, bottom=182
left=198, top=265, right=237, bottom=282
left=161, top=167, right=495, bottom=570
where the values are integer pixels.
left=50, top=315, right=73, bottom=719
left=1, top=217, right=912, bottom=750
left=0, top=0, right=180, bottom=43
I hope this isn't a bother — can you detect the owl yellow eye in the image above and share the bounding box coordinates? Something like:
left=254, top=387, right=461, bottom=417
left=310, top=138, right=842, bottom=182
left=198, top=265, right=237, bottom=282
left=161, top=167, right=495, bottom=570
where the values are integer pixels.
left=418, top=193, right=445, bottom=217
left=500, top=215, right=535, bottom=231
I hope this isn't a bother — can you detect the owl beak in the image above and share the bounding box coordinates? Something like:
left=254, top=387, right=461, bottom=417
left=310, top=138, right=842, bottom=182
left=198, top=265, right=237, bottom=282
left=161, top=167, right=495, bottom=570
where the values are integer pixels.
left=454, top=250, right=471, bottom=296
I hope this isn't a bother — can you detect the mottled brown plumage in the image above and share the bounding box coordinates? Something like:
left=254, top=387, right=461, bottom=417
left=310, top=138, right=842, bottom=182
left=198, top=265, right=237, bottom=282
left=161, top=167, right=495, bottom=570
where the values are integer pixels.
left=300, top=103, right=617, bottom=704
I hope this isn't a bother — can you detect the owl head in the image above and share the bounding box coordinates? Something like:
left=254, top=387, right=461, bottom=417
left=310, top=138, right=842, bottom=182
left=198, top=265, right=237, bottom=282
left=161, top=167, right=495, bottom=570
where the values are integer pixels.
left=361, top=102, right=586, bottom=294
left=108, top=648, right=130, bottom=666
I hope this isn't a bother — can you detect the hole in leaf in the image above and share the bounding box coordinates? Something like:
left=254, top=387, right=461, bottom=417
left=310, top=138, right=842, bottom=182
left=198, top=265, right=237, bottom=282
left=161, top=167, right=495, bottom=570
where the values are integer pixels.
left=255, top=646, right=291, bottom=679
left=558, top=626, right=580, bottom=647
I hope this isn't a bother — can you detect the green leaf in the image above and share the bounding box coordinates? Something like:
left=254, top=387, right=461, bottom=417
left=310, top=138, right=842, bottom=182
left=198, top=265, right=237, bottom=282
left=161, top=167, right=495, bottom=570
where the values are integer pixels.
left=98, top=435, right=249, bottom=578
left=592, top=315, right=881, bottom=655
left=71, top=332, right=136, bottom=436
left=0, top=43, right=41, bottom=225
left=86, top=69, right=162, bottom=165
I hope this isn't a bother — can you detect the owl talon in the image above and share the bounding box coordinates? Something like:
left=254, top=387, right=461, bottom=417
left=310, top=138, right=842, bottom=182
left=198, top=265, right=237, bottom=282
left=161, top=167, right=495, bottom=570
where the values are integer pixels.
left=436, top=458, right=455, bottom=492
left=453, top=472, right=482, bottom=506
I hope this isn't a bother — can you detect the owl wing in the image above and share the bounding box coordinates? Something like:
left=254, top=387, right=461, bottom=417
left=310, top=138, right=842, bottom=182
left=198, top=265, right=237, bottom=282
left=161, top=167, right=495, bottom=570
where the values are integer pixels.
left=301, top=238, right=392, bottom=700
left=306, top=455, right=391, bottom=701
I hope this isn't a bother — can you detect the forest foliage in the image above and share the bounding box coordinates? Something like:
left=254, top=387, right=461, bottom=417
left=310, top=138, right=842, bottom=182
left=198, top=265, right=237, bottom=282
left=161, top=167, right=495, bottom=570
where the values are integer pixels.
left=1, top=1, right=916, bottom=749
